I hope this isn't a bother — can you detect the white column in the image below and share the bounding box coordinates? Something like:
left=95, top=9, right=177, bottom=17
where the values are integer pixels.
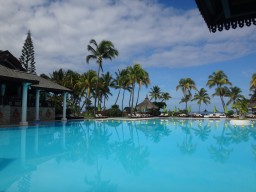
left=20, top=83, right=30, bottom=126
left=61, top=92, right=67, bottom=121
left=35, top=89, right=41, bottom=121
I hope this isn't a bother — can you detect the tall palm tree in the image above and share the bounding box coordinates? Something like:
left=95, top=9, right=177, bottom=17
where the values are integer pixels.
left=135, top=67, right=150, bottom=108
left=176, top=78, right=197, bottom=111
left=127, top=64, right=144, bottom=114
left=149, top=86, right=161, bottom=102
left=207, top=70, right=232, bottom=111
left=192, top=88, right=211, bottom=113
left=119, top=68, right=132, bottom=115
left=86, top=39, right=119, bottom=114
left=113, top=69, right=122, bottom=105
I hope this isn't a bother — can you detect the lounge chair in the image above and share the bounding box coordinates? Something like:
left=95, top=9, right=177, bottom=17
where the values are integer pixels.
left=219, top=114, right=226, bottom=118
left=159, top=113, right=164, bottom=117
left=95, top=113, right=108, bottom=118
left=177, top=113, right=187, bottom=117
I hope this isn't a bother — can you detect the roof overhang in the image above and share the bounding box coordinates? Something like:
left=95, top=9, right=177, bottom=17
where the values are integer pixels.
left=195, top=0, right=256, bottom=32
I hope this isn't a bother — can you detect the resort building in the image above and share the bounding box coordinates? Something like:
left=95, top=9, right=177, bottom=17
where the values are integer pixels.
left=0, top=50, right=71, bottom=125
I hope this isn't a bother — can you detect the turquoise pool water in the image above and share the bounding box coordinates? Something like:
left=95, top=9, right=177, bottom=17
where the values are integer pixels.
left=0, top=118, right=256, bottom=192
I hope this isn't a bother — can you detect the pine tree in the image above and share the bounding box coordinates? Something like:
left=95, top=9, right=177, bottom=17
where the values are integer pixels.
left=19, top=30, right=36, bottom=74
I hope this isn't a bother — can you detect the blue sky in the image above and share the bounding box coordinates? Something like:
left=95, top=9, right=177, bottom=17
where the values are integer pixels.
left=0, top=0, right=255, bottom=112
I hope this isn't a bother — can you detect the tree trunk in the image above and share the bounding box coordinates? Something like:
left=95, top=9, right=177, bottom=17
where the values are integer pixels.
left=130, top=82, right=135, bottom=114
left=104, top=96, right=106, bottom=110
left=94, top=65, right=101, bottom=115
left=114, top=89, right=121, bottom=105
left=220, top=95, right=226, bottom=112
left=135, top=85, right=141, bottom=108
left=121, top=89, right=125, bottom=117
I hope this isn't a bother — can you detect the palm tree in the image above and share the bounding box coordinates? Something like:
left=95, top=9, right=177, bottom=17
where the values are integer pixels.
left=176, top=78, right=197, bottom=111
left=226, top=86, right=245, bottom=107
left=207, top=70, right=232, bottom=111
left=113, top=69, right=122, bottom=105
left=192, top=88, right=211, bottom=113
left=119, top=68, right=132, bottom=115
left=86, top=39, right=119, bottom=114
left=50, top=68, right=66, bottom=85
left=127, top=64, right=144, bottom=114
left=250, top=73, right=256, bottom=91
left=135, top=67, right=150, bottom=108
left=149, top=86, right=161, bottom=102
left=100, top=72, right=114, bottom=110
left=232, top=98, right=249, bottom=119
left=161, top=92, right=172, bottom=103
left=75, top=70, right=97, bottom=111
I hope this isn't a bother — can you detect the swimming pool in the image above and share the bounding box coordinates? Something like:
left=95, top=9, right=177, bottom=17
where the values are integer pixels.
left=0, top=118, right=255, bottom=192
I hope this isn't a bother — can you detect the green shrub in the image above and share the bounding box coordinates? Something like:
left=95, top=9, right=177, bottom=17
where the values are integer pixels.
left=106, top=108, right=122, bottom=117
left=226, top=110, right=234, bottom=117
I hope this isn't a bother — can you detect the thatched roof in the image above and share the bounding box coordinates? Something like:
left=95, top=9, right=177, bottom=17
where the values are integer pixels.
left=136, top=97, right=158, bottom=111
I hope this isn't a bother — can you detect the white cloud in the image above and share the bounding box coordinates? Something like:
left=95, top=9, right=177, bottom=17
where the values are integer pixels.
left=0, top=0, right=255, bottom=76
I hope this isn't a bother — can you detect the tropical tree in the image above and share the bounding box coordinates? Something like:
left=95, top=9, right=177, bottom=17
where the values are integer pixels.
left=86, top=39, right=119, bottom=114
left=161, top=92, right=172, bottom=103
left=50, top=68, right=66, bottom=85
left=250, top=73, right=256, bottom=91
left=135, top=67, right=150, bottom=107
left=232, top=98, right=249, bottom=119
left=127, top=64, right=145, bottom=114
left=113, top=69, right=122, bottom=105
left=99, top=72, right=114, bottom=110
left=207, top=70, right=232, bottom=111
left=192, top=88, right=211, bottom=113
left=226, top=86, right=245, bottom=107
left=49, top=69, right=81, bottom=115
left=19, top=30, right=36, bottom=73
left=149, top=86, right=161, bottom=102
left=119, top=68, right=132, bottom=115
left=75, top=70, right=97, bottom=111
left=249, top=73, right=256, bottom=111
left=176, top=78, right=197, bottom=111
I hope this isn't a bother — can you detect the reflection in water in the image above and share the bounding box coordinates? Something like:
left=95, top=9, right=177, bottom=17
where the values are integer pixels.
left=252, top=144, right=256, bottom=160
left=85, top=164, right=117, bottom=192
left=208, top=124, right=233, bottom=163
left=177, top=120, right=196, bottom=155
left=192, top=123, right=211, bottom=142
left=0, top=119, right=255, bottom=191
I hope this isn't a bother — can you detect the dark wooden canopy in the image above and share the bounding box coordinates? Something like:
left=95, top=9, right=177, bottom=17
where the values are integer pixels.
left=0, top=50, right=72, bottom=93
left=195, top=0, right=256, bottom=32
